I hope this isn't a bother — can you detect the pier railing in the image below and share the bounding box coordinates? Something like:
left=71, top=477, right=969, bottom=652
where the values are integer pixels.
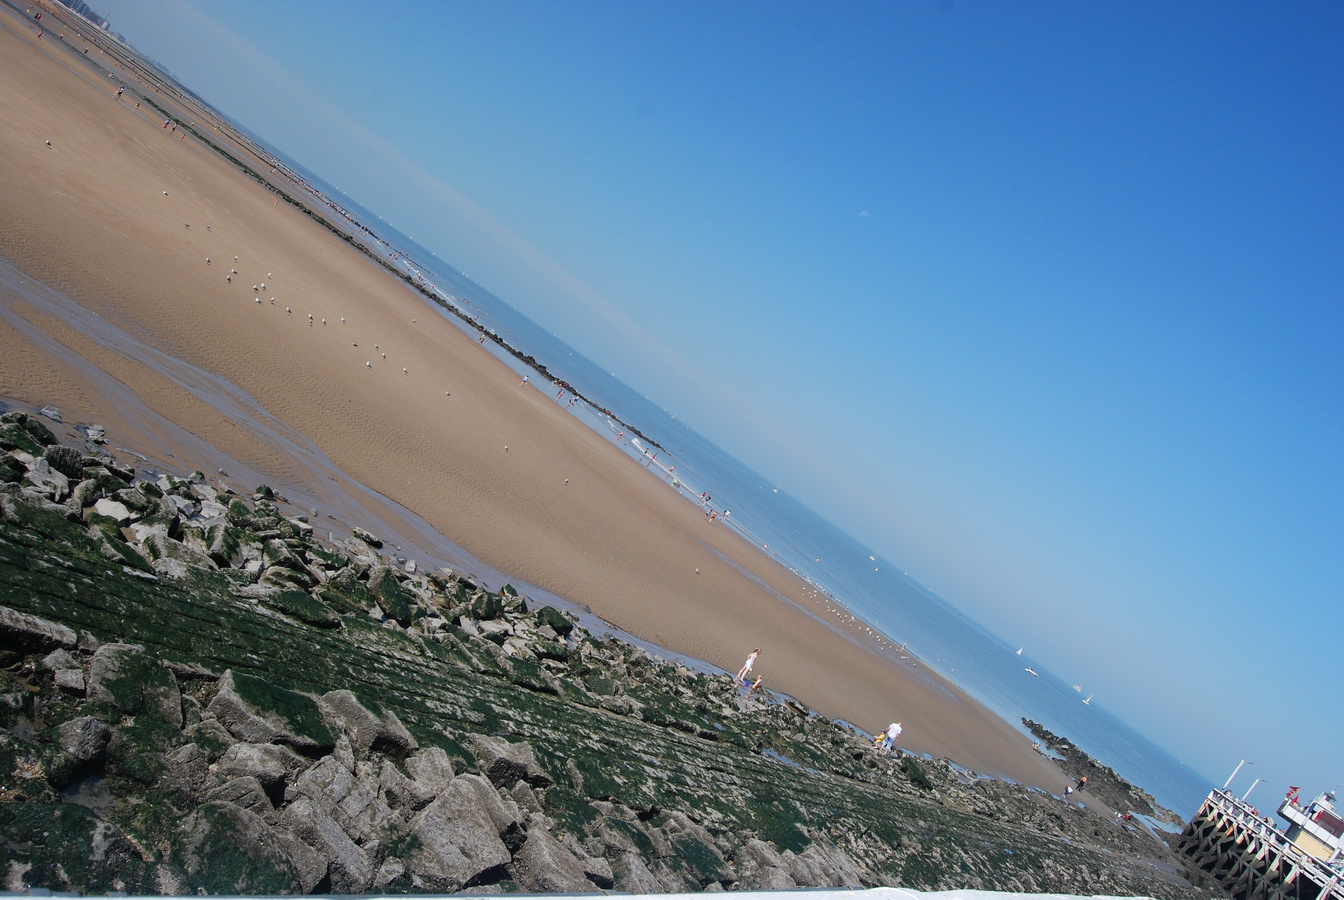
left=1179, top=789, right=1343, bottom=900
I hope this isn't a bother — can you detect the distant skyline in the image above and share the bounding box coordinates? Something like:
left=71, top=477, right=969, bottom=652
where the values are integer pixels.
left=88, top=1, right=1342, bottom=803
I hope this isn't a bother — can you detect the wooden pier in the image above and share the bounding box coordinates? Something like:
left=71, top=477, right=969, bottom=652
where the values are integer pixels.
left=1179, top=789, right=1344, bottom=900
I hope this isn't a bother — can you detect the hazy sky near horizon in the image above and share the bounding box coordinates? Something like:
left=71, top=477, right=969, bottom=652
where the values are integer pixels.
left=90, top=1, right=1341, bottom=801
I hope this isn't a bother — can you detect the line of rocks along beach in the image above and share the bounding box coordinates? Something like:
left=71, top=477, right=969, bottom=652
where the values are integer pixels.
left=0, top=406, right=1219, bottom=896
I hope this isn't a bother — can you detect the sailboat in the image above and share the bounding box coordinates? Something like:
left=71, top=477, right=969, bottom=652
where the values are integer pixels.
left=1083, top=695, right=1093, bottom=706
left=1016, top=648, right=1023, bottom=656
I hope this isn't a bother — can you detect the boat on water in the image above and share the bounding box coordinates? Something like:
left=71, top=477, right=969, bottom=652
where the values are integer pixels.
left=1016, top=647, right=1023, bottom=655
left=1073, top=684, right=1082, bottom=692
left=1083, top=695, right=1093, bottom=705
left=1024, top=667, right=1038, bottom=676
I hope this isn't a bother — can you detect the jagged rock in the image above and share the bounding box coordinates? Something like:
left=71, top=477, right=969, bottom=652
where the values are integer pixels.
left=0, top=605, right=78, bottom=651
left=351, top=526, right=382, bottom=548
left=23, top=457, right=69, bottom=501
left=86, top=643, right=183, bottom=728
left=513, top=826, right=595, bottom=892
left=42, top=445, right=85, bottom=480
left=320, top=689, right=417, bottom=758
left=143, top=532, right=219, bottom=573
left=403, top=746, right=457, bottom=795
left=158, top=742, right=211, bottom=801
left=784, top=840, right=864, bottom=888
left=207, top=670, right=335, bottom=753
left=213, top=742, right=309, bottom=803
left=85, top=424, right=107, bottom=444
left=57, top=716, right=113, bottom=763
left=37, top=405, right=62, bottom=423
left=282, top=794, right=374, bottom=892
left=610, top=851, right=665, bottom=893
left=206, top=776, right=281, bottom=825
left=406, top=783, right=513, bottom=891
left=734, top=838, right=799, bottom=889
left=467, top=734, right=553, bottom=788
left=378, top=758, right=435, bottom=812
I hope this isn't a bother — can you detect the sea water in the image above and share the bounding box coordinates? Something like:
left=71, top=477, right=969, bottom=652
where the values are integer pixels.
left=265, top=150, right=1215, bottom=818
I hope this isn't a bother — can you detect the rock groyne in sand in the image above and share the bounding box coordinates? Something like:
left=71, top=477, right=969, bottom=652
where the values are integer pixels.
left=0, top=409, right=1217, bottom=897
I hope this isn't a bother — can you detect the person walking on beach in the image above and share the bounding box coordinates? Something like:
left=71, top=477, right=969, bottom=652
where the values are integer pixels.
left=879, top=722, right=902, bottom=753
left=520, top=375, right=529, bottom=387
left=735, top=649, right=760, bottom=684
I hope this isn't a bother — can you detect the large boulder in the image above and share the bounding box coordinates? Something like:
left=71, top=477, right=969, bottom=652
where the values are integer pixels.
left=207, top=670, right=335, bottom=753
left=281, top=794, right=373, bottom=893
left=512, top=827, right=594, bottom=892
left=173, top=801, right=302, bottom=894
left=319, top=690, right=416, bottom=759
left=405, top=776, right=514, bottom=891
left=87, top=643, right=182, bottom=728
left=466, top=734, right=552, bottom=788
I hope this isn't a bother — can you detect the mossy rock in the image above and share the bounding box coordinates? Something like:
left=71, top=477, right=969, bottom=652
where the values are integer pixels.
left=533, top=604, right=574, bottom=636
left=0, top=421, right=46, bottom=455
left=1, top=411, right=57, bottom=448
left=904, top=757, right=933, bottom=789
left=261, top=589, right=342, bottom=629
left=223, top=671, right=337, bottom=751
left=0, top=803, right=156, bottom=893
left=171, top=800, right=302, bottom=894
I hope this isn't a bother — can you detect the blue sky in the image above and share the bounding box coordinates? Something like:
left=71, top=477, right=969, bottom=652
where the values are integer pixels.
left=91, top=1, right=1342, bottom=804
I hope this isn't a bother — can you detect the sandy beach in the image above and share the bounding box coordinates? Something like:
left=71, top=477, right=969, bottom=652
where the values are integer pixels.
left=0, top=3, right=1076, bottom=796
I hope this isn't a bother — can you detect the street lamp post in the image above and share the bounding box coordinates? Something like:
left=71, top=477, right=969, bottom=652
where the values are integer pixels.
left=1224, top=760, right=1253, bottom=790
left=1242, top=778, right=1262, bottom=802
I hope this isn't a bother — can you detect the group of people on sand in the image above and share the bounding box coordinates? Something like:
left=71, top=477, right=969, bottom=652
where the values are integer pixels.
left=735, top=648, right=905, bottom=752
left=1063, top=775, right=1088, bottom=802
left=734, top=649, right=765, bottom=697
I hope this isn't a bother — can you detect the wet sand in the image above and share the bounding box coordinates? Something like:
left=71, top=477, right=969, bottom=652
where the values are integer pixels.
left=0, top=4, right=1077, bottom=796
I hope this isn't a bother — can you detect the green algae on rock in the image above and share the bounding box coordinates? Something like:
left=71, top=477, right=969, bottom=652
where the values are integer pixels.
left=0, top=418, right=1217, bottom=897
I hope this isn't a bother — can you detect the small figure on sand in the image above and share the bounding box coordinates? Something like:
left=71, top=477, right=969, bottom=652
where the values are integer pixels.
left=520, top=375, right=529, bottom=387
left=735, top=649, right=760, bottom=683
left=878, top=722, right=902, bottom=753
left=1063, top=785, right=1075, bottom=803
left=1074, top=776, right=1088, bottom=792
left=747, top=675, right=764, bottom=697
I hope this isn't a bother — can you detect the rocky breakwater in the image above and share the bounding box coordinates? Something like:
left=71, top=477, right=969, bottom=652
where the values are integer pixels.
left=0, top=409, right=1218, bottom=897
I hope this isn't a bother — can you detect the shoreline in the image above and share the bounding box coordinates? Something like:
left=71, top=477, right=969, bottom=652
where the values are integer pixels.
left=1, top=0, right=1086, bottom=798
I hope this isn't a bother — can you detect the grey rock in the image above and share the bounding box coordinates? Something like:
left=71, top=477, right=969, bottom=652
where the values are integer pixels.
left=214, top=742, right=308, bottom=801
left=23, top=458, right=69, bottom=501
left=0, top=606, right=77, bottom=651
left=158, top=742, right=210, bottom=801
left=379, top=759, right=435, bottom=812
left=57, top=715, right=112, bottom=763
left=38, top=405, right=62, bottom=422
left=512, top=827, right=594, bottom=892
left=207, top=670, right=334, bottom=752
left=610, top=851, right=665, bottom=893
left=143, top=532, right=218, bottom=571
left=403, top=745, right=456, bottom=796
left=406, top=785, right=512, bottom=891
left=320, top=689, right=417, bottom=758
left=467, top=734, right=552, bottom=788
left=282, top=794, right=373, bottom=892
left=734, top=839, right=798, bottom=889
left=206, top=776, right=280, bottom=824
